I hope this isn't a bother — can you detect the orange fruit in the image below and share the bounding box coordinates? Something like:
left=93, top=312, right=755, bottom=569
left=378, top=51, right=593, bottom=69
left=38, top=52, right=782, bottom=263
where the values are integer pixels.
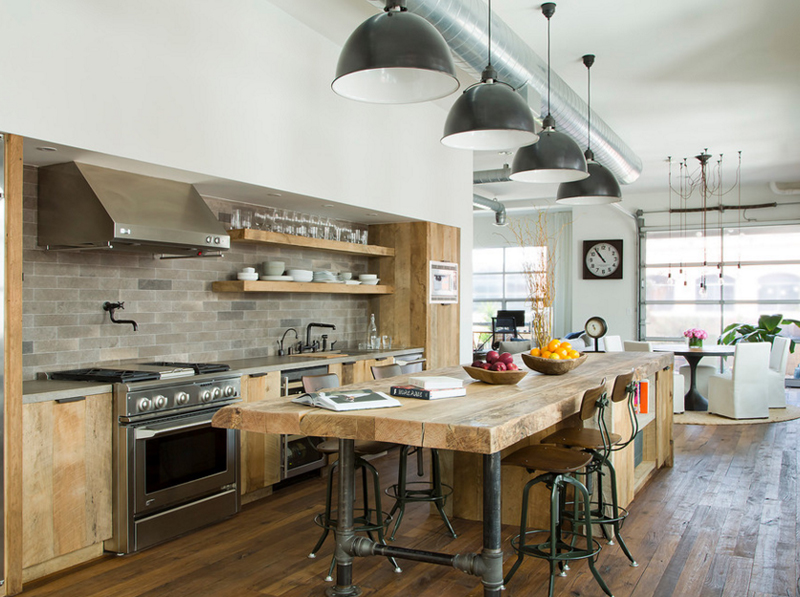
left=560, top=342, right=572, bottom=351
left=557, top=348, right=569, bottom=358
left=541, top=350, right=552, bottom=359
left=549, top=353, right=561, bottom=360
left=547, top=339, right=561, bottom=352
left=530, top=348, right=541, bottom=357
left=568, top=350, right=580, bottom=359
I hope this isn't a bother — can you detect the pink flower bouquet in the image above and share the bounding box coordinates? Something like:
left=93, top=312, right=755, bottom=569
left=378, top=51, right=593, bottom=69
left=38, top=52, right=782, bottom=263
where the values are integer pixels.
left=684, top=328, right=708, bottom=348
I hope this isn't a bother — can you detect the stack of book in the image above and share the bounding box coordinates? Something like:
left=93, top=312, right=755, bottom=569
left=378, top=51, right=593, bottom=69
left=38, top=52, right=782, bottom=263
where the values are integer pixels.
left=390, top=376, right=466, bottom=400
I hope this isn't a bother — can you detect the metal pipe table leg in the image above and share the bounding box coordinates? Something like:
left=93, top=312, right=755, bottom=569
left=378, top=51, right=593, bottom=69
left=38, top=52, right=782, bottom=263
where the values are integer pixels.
left=327, top=439, right=361, bottom=597
left=481, top=452, right=504, bottom=597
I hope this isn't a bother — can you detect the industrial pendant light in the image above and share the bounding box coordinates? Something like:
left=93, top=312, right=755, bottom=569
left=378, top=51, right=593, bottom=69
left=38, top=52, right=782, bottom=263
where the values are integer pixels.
left=332, top=0, right=459, bottom=104
left=557, top=54, right=622, bottom=204
left=509, top=3, right=588, bottom=183
left=441, top=0, right=537, bottom=151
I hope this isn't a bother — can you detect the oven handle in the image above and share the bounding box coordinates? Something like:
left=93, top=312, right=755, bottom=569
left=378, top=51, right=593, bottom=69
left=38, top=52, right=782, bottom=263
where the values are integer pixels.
left=134, top=418, right=213, bottom=440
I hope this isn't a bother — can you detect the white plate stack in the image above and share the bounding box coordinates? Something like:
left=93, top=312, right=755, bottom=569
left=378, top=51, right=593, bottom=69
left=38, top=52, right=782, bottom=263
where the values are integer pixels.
left=313, top=271, right=337, bottom=283
left=359, top=274, right=379, bottom=285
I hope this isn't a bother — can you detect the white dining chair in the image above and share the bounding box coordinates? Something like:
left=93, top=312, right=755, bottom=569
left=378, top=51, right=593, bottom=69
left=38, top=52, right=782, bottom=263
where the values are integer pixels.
left=603, top=335, right=623, bottom=352
left=623, top=340, right=685, bottom=413
left=766, top=337, right=791, bottom=408
left=707, top=342, right=771, bottom=419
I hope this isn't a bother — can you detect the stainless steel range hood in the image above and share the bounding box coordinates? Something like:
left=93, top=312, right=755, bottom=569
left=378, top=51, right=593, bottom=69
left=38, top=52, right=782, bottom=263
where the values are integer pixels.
left=38, top=162, right=230, bottom=256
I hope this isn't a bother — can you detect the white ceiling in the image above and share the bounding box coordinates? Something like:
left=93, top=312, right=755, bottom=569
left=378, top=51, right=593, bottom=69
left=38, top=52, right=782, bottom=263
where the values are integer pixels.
left=273, top=0, right=800, bottom=210
left=22, top=0, right=800, bottom=216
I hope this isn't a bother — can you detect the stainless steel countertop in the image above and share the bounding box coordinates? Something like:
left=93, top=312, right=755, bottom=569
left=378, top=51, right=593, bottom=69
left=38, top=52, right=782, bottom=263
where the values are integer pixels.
left=22, top=347, right=424, bottom=404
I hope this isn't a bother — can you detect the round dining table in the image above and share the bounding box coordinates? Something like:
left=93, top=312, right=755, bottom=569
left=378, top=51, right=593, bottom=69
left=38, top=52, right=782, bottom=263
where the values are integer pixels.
left=653, top=344, right=736, bottom=411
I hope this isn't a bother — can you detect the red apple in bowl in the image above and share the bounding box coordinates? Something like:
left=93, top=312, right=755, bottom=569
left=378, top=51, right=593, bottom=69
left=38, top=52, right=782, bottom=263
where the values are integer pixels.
left=490, top=362, right=507, bottom=371
left=486, top=351, right=499, bottom=364
left=498, top=352, right=514, bottom=364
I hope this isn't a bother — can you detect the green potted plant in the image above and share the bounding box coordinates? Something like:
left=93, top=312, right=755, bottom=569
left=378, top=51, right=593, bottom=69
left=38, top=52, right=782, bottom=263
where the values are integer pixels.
left=719, top=314, right=799, bottom=352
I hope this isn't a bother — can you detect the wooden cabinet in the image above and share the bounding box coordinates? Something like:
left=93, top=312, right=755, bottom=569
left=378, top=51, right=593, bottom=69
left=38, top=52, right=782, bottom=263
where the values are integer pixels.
left=329, top=357, right=395, bottom=386
left=239, top=372, right=282, bottom=501
left=212, top=229, right=395, bottom=295
left=22, top=394, right=113, bottom=580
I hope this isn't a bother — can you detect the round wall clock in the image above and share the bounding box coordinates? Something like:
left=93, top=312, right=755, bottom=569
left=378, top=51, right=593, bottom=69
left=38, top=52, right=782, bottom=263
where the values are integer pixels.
left=582, top=239, right=623, bottom=280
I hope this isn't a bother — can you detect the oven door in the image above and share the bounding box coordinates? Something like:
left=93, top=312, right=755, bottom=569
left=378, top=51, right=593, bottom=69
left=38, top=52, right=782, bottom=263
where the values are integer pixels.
left=130, top=409, right=238, bottom=517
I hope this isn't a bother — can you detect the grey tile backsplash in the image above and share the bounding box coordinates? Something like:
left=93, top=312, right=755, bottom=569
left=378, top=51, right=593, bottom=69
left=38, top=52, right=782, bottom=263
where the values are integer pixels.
left=22, top=166, right=373, bottom=380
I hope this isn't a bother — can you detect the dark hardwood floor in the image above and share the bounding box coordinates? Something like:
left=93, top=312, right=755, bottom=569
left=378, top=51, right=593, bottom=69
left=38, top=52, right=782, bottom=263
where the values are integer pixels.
left=23, top=390, right=800, bottom=597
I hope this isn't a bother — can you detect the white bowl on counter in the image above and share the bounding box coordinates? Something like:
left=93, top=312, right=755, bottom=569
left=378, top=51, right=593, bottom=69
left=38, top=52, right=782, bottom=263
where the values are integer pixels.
left=287, top=269, right=313, bottom=283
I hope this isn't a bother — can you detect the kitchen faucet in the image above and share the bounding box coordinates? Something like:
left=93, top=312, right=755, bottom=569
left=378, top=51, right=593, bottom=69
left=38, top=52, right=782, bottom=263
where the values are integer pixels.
left=305, top=323, right=336, bottom=352
left=278, top=328, right=299, bottom=356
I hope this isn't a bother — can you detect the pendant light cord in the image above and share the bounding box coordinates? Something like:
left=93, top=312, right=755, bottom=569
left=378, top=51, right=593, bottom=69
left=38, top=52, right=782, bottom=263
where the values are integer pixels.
left=488, top=0, right=492, bottom=68
left=586, top=63, right=591, bottom=152
left=546, top=13, right=551, bottom=119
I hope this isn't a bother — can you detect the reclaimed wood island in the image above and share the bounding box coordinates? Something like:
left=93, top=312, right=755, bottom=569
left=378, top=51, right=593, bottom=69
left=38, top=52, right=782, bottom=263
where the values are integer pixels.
left=212, top=351, right=674, bottom=597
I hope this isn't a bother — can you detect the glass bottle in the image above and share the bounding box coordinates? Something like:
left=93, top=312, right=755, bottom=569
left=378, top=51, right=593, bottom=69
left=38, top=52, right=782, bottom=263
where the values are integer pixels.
left=368, top=314, right=379, bottom=350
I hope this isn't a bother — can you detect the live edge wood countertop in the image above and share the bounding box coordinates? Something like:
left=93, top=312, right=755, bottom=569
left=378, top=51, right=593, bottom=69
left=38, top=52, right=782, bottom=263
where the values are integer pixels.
left=212, top=351, right=672, bottom=455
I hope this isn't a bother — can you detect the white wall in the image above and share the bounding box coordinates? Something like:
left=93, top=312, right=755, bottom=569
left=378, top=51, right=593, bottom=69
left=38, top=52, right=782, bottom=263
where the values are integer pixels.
left=0, top=0, right=476, bottom=361
left=571, top=205, right=639, bottom=341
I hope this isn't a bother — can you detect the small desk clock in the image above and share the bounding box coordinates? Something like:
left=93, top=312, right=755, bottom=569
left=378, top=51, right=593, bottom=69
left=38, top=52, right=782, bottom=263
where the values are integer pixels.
left=584, top=316, right=608, bottom=352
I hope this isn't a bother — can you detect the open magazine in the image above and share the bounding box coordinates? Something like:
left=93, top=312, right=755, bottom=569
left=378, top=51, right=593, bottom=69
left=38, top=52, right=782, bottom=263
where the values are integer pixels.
left=291, top=389, right=401, bottom=412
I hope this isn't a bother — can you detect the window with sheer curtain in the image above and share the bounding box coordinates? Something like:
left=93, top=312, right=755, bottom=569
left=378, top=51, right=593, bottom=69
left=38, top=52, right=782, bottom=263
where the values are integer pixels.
left=640, top=224, right=800, bottom=342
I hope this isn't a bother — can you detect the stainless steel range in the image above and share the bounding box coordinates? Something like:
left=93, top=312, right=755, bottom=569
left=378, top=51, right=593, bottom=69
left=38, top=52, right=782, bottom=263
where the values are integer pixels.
left=49, top=362, right=241, bottom=554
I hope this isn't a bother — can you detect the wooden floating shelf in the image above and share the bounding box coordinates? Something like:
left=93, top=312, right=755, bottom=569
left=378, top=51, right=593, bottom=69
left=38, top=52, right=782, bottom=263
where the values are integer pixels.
left=212, top=280, right=394, bottom=295
left=228, top=228, right=395, bottom=257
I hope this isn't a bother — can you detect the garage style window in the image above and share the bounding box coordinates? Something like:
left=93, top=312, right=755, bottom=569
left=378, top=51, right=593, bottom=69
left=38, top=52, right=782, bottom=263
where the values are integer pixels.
left=640, top=224, right=800, bottom=342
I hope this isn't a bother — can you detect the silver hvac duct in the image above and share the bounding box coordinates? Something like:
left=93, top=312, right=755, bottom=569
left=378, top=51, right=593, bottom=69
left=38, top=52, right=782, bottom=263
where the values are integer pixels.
left=473, top=165, right=512, bottom=184
left=365, top=0, right=642, bottom=184
left=473, top=194, right=507, bottom=226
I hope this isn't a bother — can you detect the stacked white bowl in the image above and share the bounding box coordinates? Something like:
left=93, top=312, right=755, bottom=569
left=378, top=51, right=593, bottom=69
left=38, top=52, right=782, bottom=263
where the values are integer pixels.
left=287, top=269, right=313, bottom=282
left=313, top=270, right=336, bottom=283
left=359, top=274, right=379, bottom=285
left=237, top=267, right=259, bottom=281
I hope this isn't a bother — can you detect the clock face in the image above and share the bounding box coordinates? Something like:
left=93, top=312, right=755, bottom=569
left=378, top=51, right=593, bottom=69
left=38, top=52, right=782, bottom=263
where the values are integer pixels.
left=585, top=316, right=608, bottom=338
left=583, top=240, right=623, bottom=280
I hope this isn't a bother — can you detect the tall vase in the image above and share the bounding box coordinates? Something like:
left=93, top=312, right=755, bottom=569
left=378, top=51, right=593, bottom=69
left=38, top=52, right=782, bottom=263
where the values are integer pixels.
left=688, top=338, right=703, bottom=348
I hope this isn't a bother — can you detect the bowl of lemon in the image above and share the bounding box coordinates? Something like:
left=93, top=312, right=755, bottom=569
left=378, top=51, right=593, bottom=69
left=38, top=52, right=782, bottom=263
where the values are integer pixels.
left=520, top=339, right=587, bottom=375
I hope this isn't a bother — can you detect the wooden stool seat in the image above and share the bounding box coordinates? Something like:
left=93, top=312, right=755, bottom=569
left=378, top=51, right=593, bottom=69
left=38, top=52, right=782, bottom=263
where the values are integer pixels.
left=316, top=439, right=395, bottom=455
left=542, top=427, right=622, bottom=450
left=503, top=444, right=592, bottom=475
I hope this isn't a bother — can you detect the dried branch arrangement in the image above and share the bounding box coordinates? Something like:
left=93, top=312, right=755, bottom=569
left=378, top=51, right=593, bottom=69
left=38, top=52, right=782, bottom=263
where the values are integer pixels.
left=507, top=212, right=566, bottom=349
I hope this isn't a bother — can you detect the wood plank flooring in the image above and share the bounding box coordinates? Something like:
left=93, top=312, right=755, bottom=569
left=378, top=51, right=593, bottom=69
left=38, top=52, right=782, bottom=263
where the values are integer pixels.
left=22, top=390, right=800, bottom=597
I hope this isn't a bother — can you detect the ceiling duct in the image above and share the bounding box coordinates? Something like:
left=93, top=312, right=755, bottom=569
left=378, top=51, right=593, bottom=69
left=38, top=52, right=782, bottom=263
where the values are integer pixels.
left=769, top=181, right=800, bottom=195
left=473, top=165, right=512, bottom=184
left=366, top=0, right=642, bottom=184
left=473, top=194, right=507, bottom=226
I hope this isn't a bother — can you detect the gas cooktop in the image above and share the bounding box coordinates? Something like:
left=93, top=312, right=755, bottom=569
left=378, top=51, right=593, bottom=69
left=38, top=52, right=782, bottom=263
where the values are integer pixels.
left=48, top=361, right=231, bottom=384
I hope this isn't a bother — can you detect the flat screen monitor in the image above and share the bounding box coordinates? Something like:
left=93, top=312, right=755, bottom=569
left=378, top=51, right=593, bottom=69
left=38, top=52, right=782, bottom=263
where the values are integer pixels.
left=496, top=310, right=525, bottom=329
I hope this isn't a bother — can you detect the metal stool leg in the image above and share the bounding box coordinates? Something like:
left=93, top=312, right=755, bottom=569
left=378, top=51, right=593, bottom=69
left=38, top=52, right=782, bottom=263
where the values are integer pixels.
left=431, top=449, right=457, bottom=538
left=363, top=459, right=402, bottom=574
left=309, top=462, right=337, bottom=558
left=605, top=459, right=637, bottom=566
left=388, top=446, right=410, bottom=541
left=568, top=476, right=614, bottom=597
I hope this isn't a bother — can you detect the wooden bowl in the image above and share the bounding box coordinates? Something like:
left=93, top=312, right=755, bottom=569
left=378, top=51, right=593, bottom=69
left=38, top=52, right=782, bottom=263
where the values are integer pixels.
left=520, top=352, right=588, bottom=375
left=462, top=365, right=528, bottom=385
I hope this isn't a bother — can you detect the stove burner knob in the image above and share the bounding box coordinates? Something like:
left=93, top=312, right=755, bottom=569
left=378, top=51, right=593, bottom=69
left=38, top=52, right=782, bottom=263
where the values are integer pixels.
left=176, top=392, right=190, bottom=406
left=137, top=398, right=153, bottom=412
left=153, top=395, right=168, bottom=410
left=224, top=385, right=236, bottom=397
left=200, top=390, right=213, bottom=403
left=212, top=388, right=222, bottom=400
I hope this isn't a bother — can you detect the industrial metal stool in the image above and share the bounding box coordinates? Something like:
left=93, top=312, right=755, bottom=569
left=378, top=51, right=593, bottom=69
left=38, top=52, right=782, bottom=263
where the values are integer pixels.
left=542, top=370, right=639, bottom=567
left=502, top=383, right=614, bottom=597
left=371, top=364, right=457, bottom=541
left=302, top=374, right=401, bottom=580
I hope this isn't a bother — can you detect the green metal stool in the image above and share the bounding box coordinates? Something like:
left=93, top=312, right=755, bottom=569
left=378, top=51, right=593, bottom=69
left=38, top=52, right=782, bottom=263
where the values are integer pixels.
left=384, top=445, right=456, bottom=540
left=542, top=370, right=639, bottom=567
left=308, top=439, right=401, bottom=581
left=502, top=435, right=613, bottom=597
